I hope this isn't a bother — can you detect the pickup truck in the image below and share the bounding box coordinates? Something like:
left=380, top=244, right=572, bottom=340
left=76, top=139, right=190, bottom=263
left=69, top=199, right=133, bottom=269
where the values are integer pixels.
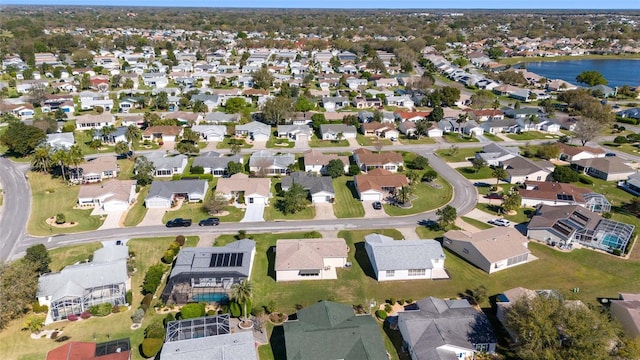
left=166, top=218, right=192, bottom=227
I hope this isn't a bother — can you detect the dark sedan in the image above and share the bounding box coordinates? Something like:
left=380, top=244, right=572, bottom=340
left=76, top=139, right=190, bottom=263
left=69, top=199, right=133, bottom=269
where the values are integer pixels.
left=199, top=217, right=220, bottom=226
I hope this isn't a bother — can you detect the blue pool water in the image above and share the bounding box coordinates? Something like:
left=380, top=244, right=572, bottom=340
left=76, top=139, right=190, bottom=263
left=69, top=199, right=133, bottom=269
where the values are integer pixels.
left=602, top=234, right=621, bottom=249
left=192, top=293, right=229, bottom=303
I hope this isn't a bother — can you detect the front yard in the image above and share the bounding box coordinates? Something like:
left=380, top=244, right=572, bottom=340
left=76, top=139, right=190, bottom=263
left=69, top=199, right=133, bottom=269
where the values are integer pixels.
left=398, top=135, right=436, bottom=145
left=456, top=166, right=495, bottom=180
left=383, top=178, right=453, bottom=216
left=216, top=136, right=253, bottom=149
left=263, top=179, right=316, bottom=221
left=601, top=142, right=640, bottom=156
left=308, top=138, right=349, bottom=147
left=332, top=176, right=365, bottom=218
left=506, top=131, right=559, bottom=141
left=356, top=134, right=393, bottom=146
left=27, top=171, right=104, bottom=236
left=266, top=137, right=295, bottom=149
left=435, top=147, right=482, bottom=163
left=482, top=133, right=503, bottom=142
left=123, top=186, right=149, bottom=227
left=443, top=133, right=479, bottom=143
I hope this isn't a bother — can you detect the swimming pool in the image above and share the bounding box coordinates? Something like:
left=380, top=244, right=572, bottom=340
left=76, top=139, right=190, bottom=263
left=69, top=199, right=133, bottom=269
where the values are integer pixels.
left=602, top=234, right=622, bottom=250
left=192, top=293, right=229, bottom=303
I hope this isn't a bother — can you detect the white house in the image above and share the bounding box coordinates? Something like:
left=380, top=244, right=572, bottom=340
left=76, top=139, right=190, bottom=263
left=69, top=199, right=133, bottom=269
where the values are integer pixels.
left=275, top=238, right=349, bottom=281
left=216, top=173, right=271, bottom=205
left=235, top=121, right=271, bottom=141
left=77, top=180, right=136, bottom=212
left=319, top=124, right=357, bottom=140
left=365, top=233, right=448, bottom=281
left=75, top=113, right=116, bottom=130
left=147, top=154, right=188, bottom=177
left=191, top=125, right=227, bottom=142
left=144, top=180, right=209, bottom=209
left=302, top=149, right=349, bottom=175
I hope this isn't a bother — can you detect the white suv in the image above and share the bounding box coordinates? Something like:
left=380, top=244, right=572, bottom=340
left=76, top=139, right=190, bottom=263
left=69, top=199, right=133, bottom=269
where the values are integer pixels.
left=489, top=218, right=511, bottom=227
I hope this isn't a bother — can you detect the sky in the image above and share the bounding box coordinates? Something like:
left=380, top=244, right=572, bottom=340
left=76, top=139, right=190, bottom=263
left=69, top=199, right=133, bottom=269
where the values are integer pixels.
left=2, top=0, right=639, bottom=9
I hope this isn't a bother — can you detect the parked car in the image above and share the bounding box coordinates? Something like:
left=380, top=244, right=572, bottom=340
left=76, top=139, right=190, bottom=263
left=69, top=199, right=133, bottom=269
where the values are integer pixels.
left=372, top=201, right=382, bottom=210
left=488, top=218, right=511, bottom=227
left=199, top=217, right=220, bottom=226
left=166, top=218, right=192, bottom=227
left=485, top=193, right=504, bottom=200
left=474, top=182, right=490, bottom=187
left=605, top=153, right=616, bottom=157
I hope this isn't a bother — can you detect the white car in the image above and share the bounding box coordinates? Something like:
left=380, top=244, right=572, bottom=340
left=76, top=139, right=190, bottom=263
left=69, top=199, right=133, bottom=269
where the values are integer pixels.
left=489, top=218, right=511, bottom=227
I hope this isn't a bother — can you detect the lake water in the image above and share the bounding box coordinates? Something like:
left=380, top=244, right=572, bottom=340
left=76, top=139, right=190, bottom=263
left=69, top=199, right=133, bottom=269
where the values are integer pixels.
left=525, top=59, right=640, bottom=88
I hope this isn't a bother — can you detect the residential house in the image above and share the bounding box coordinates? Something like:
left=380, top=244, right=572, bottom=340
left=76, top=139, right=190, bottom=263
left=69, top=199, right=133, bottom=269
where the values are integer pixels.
left=394, top=111, right=430, bottom=122
left=480, top=118, right=520, bottom=134
left=161, top=240, right=256, bottom=304
left=527, top=204, right=635, bottom=252
left=462, top=120, right=485, bottom=137
left=426, top=123, right=444, bottom=138
left=75, top=113, right=116, bottom=131
left=160, top=315, right=258, bottom=360
left=443, top=227, right=532, bottom=274
left=302, top=149, right=349, bottom=175
left=619, top=172, right=640, bottom=196
left=47, top=339, right=131, bottom=360
left=70, top=156, right=119, bottom=184
left=361, top=121, right=399, bottom=139
left=46, top=132, right=75, bottom=150
left=275, top=238, right=349, bottom=281
left=556, top=143, right=606, bottom=161
left=142, top=126, right=184, bottom=142
left=216, top=173, right=271, bottom=205
left=346, top=78, right=368, bottom=90
left=322, top=96, right=349, bottom=112
left=364, top=233, right=447, bottom=281
left=519, top=181, right=611, bottom=212
left=547, top=79, right=578, bottom=91
left=353, top=148, right=403, bottom=173
left=80, top=98, right=114, bottom=112
left=37, top=242, right=129, bottom=324
left=610, top=293, right=640, bottom=338
left=571, top=157, right=635, bottom=181
left=398, top=297, right=497, bottom=360
left=283, top=301, right=388, bottom=360
left=191, top=125, right=227, bottom=142
left=281, top=172, right=335, bottom=203
left=144, top=180, right=209, bottom=209
left=398, top=121, right=417, bottom=137
left=386, top=95, right=414, bottom=109
left=235, top=121, right=271, bottom=141
left=204, top=111, right=240, bottom=124
left=475, top=143, right=519, bottom=166
left=504, top=107, right=544, bottom=119
left=467, top=109, right=504, bottom=122
left=374, top=78, right=399, bottom=87
left=319, top=124, right=358, bottom=140
left=277, top=124, right=312, bottom=140
left=617, top=108, right=640, bottom=121
left=191, top=94, right=222, bottom=111
left=538, top=118, right=561, bottom=133
left=77, top=180, right=136, bottom=212
left=193, top=151, right=243, bottom=177
left=147, top=153, right=188, bottom=177
left=590, top=84, right=617, bottom=98
left=249, top=150, right=296, bottom=176
left=92, top=126, right=127, bottom=144
left=501, top=156, right=553, bottom=183
left=353, top=97, right=382, bottom=109
left=354, top=168, right=409, bottom=201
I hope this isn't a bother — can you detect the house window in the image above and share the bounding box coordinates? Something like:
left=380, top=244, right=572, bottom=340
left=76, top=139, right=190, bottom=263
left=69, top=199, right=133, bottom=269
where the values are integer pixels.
left=213, top=169, right=226, bottom=176
left=408, top=269, right=425, bottom=276
left=298, top=270, right=320, bottom=277
left=475, top=344, right=489, bottom=352
left=507, top=253, right=529, bottom=266
left=386, top=270, right=395, bottom=277
left=384, top=165, right=395, bottom=171
left=156, top=169, right=172, bottom=176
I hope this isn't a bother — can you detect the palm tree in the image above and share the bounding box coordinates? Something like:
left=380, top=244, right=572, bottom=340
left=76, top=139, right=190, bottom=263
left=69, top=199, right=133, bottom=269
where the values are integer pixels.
left=51, top=149, right=70, bottom=182
left=456, top=113, right=468, bottom=135
left=397, top=186, right=413, bottom=205
left=125, top=124, right=142, bottom=150
left=526, top=114, right=540, bottom=131
left=115, top=141, right=129, bottom=157
left=492, top=167, right=508, bottom=189
left=100, top=125, right=117, bottom=143
left=68, top=145, right=84, bottom=182
left=31, top=145, right=53, bottom=173
left=230, top=279, right=254, bottom=322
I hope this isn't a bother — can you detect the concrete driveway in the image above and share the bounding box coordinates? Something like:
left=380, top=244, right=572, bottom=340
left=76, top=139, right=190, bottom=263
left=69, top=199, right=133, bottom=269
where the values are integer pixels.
left=251, top=140, right=267, bottom=150
left=314, top=202, right=336, bottom=220
left=98, top=211, right=125, bottom=230
left=139, top=208, right=167, bottom=226
left=362, top=200, right=389, bottom=218
left=241, top=203, right=265, bottom=222
left=294, top=136, right=309, bottom=150
left=347, top=137, right=360, bottom=147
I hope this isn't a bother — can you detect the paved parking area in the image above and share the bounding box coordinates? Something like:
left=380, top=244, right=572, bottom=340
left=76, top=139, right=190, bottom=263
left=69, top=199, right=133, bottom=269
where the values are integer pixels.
left=98, top=211, right=125, bottom=230
left=139, top=208, right=167, bottom=226
left=241, top=203, right=265, bottom=222
left=314, top=202, right=336, bottom=220
left=361, top=200, right=389, bottom=218
left=294, top=136, right=309, bottom=149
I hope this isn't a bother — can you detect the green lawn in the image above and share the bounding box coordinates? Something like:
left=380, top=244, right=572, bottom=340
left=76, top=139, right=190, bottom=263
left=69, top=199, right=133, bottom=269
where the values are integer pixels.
left=27, top=171, right=104, bottom=236
left=383, top=178, right=453, bottom=216
left=117, top=159, right=135, bottom=180
left=0, top=125, right=7, bottom=154
left=476, top=203, right=534, bottom=224
left=601, top=142, right=640, bottom=157
left=123, top=186, right=149, bottom=227
left=482, top=133, right=504, bottom=142
left=308, top=138, right=349, bottom=147
left=264, top=179, right=316, bottom=221
left=73, top=130, right=117, bottom=155
left=398, top=135, right=436, bottom=145
left=0, top=236, right=199, bottom=360
left=216, top=137, right=253, bottom=149
left=456, top=166, right=494, bottom=180
left=506, top=131, right=558, bottom=141
left=332, top=176, right=365, bottom=218
left=435, top=147, right=482, bottom=163
left=356, top=134, right=393, bottom=146
left=461, top=216, right=494, bottom=230
left=266, top=137, right=295, bottom=149
left=443, top=133, right=479, bottom=143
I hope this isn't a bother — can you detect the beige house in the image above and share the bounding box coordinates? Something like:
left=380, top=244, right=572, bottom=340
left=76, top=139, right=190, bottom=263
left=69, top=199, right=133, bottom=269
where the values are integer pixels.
left=443, top=227, right=532, bottom=274
left=571, top=157, right=636, bottom=182
left=70, top=156, right=119, bottom=184
left=302, top=149, right=349, bottom=174
left=275, top=238, right=349, bottom=281
left=353, top=148, right=404, bottom=173
left=77, top=180, right=136, bottom=212
left=610, top=293, right=640, bottom=338
left=216, top=173, right=271, bottom=204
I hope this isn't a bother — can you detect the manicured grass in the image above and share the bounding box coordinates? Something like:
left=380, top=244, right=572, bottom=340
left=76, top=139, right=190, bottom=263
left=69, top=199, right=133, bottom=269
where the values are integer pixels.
left=476, top=183, right=514, bottom=196
left=456, top=166, right=494, bottom=180
left=482, top=133, right=504, bottom=142
left=308, top=138, right=349, bottom=147
left=356, top=134, right=393, bottom=146
left=398, top=135, right=436, bottom=145
left=499, top=53, right=640, bottom=65
left=476, top=203, right=534, bottom=224
left=506, top=131, right=559, bottom=141
left=461, top=216, right=494, bottom=230
left=601, top=142, right=640, bottom=156
left=264, top=179, right=316, bottom=221
left=73, top=130, right=116, bottom=155
left=332, top=176, right=365, bottom=218
left=383, top=179, right=453, bottom=216
left=571, top=176, right=634, bottom=206
left=131, top=140, right=160, bottom=151
left=216, top=137, right=253, bottom=149
left=27, top=171, right=104, bottom=236
left=435, top=147, right=482, bottom=163
left=443, top=133, right=479, bottom=143
left=116, top=158, right=135, bottom=180
left=266, top=137, right=295, bottom=148
left=48, top=242, right=103, bottom=272
left=0, top=236, right=199, bottom=360
left=123, top=186, right=149, bottom=227
left=0, top=125, right=7, bottom=154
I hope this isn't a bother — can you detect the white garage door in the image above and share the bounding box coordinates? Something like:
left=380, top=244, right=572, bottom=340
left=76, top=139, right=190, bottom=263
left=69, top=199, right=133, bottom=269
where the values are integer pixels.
left=360, top=193, right=381, bottom=202
left=248, top=196, right=267, bottom=204
left=145, top=198, right=170, bottom=209
left=104, top=201, right=128, bottom=212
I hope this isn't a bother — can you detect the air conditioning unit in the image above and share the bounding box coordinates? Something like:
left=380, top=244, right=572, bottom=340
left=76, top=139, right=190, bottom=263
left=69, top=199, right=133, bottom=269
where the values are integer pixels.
left=324, top=266, right=331, bottom=270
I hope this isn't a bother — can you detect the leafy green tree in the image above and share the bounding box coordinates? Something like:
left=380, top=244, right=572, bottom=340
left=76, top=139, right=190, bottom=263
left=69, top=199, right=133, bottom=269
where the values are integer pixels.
left=428, top=106, right=444, bottom=122
left=422, top=169, right=438, bottom=182
left=71, top=48, right=94, bottom=68
left=294, top=96, right=315, bottom=112
left=22, top=314, right=45, bottom=333
left=142, top=264, right=165, bottom=295
left=439, top=86, right=461, bottom=107
left=180, top=303, right=206, bottom=320
left=412, top=155, right=429, bottom=170
left=192, top=100, right=207, bottom=113
left=68, top=145, right=84, bottom=179
left=502, top=192, right=522, bottom=213
left=176, top=141, right=199, bottom=155
left=225, top=97, right=246, bottom=114
left=325, top=159, right=345, bottom=178
left=115, top=141, right=129, bottom=157
left=0, top=261, right=38, bottom=330
left=52, top=148, right=70, bottom=182
left=230, top=279, right=254, bottom=321
left=551, top=166, right=580, bottom=183
left=281, top=183, right=310, bottom=214
left=24, top=244, right=51, bottom=274
left=470, top=90, right=496, bottom=109
left=125, top=124, right=142, bottom=149
left=414, top=119, right=429, bottom=139
left=487, top=47, right=503, bottom=59
left=133, top=156, right=156, bottom=186
left=0, top=121, right=46, bottom=157
left=471, top=158, right=487, bottom=173
left=436, top=205, right=457, bottom=228
left=154, top=92, right=168, bottom=110
left=492, top=167, right=508, bottom=188
left=261, top=96, right=294, bottom=125
left=228, top=161, right=244, bottom=175
left=251, top=66, right=274, bottom=90
left=535, top=142, right=560, bottom=160
left=576, top=70, right=607, bottom=86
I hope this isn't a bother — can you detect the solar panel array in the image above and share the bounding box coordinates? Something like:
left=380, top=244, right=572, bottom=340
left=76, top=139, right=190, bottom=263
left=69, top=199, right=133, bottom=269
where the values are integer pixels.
left=556, top=194, right=574, bottom=201
left=209, top=252, right=244, bottom=268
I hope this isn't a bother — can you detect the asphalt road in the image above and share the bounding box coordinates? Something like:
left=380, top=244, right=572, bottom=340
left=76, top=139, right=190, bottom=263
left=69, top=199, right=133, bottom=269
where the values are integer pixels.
left=0, top=158, right=31, bottom=262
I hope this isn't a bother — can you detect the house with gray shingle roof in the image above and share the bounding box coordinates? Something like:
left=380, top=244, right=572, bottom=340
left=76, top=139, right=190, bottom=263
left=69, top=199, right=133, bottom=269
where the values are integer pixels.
left=147, top=153, right=188, bottom=177
left=203, top=111, right=240, bottom=124
left=283, top=301, right=388, bottom=360
left=277, top=124, right=312, bottom=140
left=193, top=151, right=243, bottom=177
left=319, top=124, right=357, bottom=140
left=191, top=125, right=227, bottom=142
left=248, top=150, right=296, bottom=176
left=161, top=240, right=256, bottom=304
left=398, top=297, right=497, bottom=360
left=281, top=172, right=335, bottom=203
left=571, top=157, right=635, bottom=182
left=364, top=233, right=448, bottom=281
left=46, top=132, right=75, bottom=150
left=235, top=121, right=271, bottom=141
left=144, top=180, right=209, bottom=209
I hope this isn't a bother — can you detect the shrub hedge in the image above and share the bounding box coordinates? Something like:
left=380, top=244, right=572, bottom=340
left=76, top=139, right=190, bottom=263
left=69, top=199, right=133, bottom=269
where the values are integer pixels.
left=140, top=338, right=163, bottom=358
